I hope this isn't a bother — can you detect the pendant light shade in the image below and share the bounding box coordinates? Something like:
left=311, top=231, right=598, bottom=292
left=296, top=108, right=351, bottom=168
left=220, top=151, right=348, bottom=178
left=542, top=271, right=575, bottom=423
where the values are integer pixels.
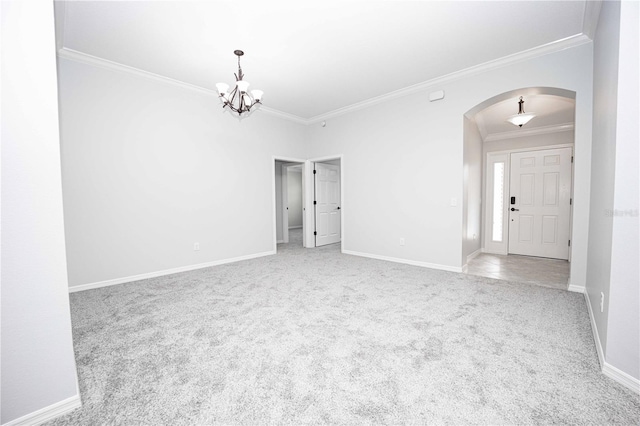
left=507, top=96, right=535, bottom=127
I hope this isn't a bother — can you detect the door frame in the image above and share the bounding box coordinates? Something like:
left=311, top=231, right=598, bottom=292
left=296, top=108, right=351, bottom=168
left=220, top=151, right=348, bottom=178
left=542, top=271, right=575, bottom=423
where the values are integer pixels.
left=305, top=155, right=344, bottom=250
left=272, top=156, right=306, bottom=252
left=482, top=144, right=574, bottom=258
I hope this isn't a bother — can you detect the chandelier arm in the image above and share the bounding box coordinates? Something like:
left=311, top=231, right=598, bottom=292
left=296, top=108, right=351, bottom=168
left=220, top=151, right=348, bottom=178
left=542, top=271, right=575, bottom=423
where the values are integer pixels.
left=229, top=87, right=239, bottom=105
left=230, top=105, right=239, bottom=113
left=217, top=50, right=261, bottom=116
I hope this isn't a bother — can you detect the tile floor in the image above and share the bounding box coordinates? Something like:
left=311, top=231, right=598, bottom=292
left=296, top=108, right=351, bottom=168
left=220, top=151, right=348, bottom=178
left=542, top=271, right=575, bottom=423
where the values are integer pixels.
left=465, top=253, right=570, bottom=290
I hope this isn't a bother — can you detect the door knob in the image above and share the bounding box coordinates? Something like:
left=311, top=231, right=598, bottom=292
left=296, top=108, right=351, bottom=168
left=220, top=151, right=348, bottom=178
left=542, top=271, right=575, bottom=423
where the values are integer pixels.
left=511, top=207, right=519, bottom=211
left=337, top=206, right=341, bottom=210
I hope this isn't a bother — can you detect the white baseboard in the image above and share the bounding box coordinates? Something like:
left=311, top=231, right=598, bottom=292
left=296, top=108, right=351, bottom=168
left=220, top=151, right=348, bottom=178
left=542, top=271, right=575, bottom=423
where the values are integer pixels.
left=603, top=362, right=640, bottom=395
left=69, top=250, right=275, bottom=293
left=2, top=394, right=81, bottom=426
left=277, top=239, right=284, bottom=244
left=567, top=275, right=585, bottom=293
left=584, top=290, right=605, bottom=368
left=342, top=250, right=463, bottom=273
left=584, top=291, right=640, bottom=395
left=482, top=248, right=508, bottom=255
left=568, top=284, right=585, bottom=293
left=466, top=248, right=482, bottom=263
left=461, top=249, right=482, bottom=272
left=288, top=225, right=302, bottom=230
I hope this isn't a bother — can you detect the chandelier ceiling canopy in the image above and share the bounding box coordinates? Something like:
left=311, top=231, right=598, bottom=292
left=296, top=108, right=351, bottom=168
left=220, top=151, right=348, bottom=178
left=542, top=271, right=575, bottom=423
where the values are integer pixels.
left=216, top=50, right=263, bottom=116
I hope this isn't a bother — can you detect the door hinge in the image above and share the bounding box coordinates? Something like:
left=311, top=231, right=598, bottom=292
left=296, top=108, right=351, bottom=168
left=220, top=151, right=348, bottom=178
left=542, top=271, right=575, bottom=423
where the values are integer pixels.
left=568, top=240, right=571, bottom=247
left=313, top=169, right=317, bottom=174
left=313, top=200, right=317, bottom=205
left=571, top=156, right=574, bottom=163
left=570, top=198, right=572, bottom=205
left=314, top=231, right=317, bottom=236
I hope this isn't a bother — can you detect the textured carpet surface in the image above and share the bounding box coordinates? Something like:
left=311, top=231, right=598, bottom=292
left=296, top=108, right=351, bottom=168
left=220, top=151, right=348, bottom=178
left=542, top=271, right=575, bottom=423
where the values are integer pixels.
left=48, top=232, right=639, bottom=425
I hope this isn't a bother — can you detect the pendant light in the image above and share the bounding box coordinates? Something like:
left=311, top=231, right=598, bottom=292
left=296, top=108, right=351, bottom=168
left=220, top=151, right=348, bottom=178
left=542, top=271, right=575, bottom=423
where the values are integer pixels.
left=507, top=96, right=536, bottom=127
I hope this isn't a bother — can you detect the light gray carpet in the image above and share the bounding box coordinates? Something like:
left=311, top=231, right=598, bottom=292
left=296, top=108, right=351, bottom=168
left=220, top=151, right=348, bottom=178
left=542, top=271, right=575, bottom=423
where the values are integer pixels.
left=48, top=230, right=639, bottom=425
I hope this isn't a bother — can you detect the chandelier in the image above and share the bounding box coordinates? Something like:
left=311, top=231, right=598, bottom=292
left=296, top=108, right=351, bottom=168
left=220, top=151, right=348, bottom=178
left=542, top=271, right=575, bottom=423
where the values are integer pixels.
left=507, top=96, right=536, bottom=127
left=215, top=50, right=263, bottom=116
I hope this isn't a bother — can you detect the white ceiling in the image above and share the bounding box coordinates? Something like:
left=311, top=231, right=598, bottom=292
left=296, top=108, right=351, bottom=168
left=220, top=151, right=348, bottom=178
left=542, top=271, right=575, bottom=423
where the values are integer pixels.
left=56, top=1, right=593, bottom=127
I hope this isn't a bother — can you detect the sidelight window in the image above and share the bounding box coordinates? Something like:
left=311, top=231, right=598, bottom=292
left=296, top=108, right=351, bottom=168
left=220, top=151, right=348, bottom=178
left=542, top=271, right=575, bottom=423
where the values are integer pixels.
left=492, top=162, right=505, bottom=242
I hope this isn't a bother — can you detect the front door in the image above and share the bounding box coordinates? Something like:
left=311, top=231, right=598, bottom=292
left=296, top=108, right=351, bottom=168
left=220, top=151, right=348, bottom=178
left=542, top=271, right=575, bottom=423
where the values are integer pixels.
left=508, top=147, right=572, bottom=260
left=314, top=163, right=341, bottom=246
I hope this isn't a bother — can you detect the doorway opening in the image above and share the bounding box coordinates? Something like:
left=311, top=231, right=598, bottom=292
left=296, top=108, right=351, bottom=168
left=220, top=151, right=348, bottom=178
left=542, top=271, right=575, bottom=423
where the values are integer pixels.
left=273, top=155, right=343, bottom=252
left=284, top=164, right=304, bottom=245
left=273, top=157, right=306, bottom=252
left=463, top=87, right=576, bottom=289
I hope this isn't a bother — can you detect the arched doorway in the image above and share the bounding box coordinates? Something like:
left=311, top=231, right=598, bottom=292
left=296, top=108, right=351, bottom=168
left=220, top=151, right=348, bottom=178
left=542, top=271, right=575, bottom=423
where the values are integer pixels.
left=462, top=87, right=577, bottom=289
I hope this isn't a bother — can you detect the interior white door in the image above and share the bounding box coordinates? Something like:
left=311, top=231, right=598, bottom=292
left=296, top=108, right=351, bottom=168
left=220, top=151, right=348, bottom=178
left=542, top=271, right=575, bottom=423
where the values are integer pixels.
left=314, top=163, right=341, bottom=246
left=508, top=147, right=572, bottom=260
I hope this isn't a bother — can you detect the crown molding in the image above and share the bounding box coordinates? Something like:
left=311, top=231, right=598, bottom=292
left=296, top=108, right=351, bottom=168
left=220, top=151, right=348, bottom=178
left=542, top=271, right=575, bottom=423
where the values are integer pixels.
left=58, top=32, right=591, bottom=127
left=475, top=113, right=489, bottom=141
left=57, top=48, right=222, bottom=96
left=56, top=48, right=308, bottom=125
left=582, top=0, right=603, bottom=40
left=483, top=123, right=574, bottom=142
left=257, top=106, right=308, bottom=125
left=306, top=33, right=591, bottom=124
left=53, top=1, right=66, bottom=52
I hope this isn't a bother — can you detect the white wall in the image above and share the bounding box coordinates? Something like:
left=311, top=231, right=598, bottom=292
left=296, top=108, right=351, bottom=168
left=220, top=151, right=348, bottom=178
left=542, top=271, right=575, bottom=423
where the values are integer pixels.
left=588, top=0, right=640, bottom=383
left=307, top=43, right=593, bottom=280
left=57, top=58, right=307, bottom=289
left=587, top=0, right=621, bottom=363
left=462, top=117, right=482, bottom=264
left=1, top=1, right=80, bottom=423
left=287, top=169, right=303, bottom=228
left=606, top=0, right=639, bottom=381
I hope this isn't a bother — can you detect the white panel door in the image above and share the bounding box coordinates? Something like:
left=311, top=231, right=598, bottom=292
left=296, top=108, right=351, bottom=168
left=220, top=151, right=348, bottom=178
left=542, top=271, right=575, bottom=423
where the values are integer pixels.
left=314, top=163, right=341, bottom=246
left=508, top=147, right=572, bottom=260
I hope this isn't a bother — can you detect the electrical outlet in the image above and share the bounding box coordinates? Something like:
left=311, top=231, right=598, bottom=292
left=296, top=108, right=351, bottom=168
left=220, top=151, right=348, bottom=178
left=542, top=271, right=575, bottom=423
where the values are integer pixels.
left=194, top=242, right=200, bottom=251
left=400, top=238, right=405, bottom=246
left=600, top=292, right=605, bottom=313
left=450, top=198, right=458, bottom=207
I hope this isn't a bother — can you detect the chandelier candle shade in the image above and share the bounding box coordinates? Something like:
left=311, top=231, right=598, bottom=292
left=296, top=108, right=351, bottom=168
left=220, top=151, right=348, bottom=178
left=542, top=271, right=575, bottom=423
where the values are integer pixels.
left=507, top=96, right=536, bottom=127
left=216, top=50, right=263, bottom=115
